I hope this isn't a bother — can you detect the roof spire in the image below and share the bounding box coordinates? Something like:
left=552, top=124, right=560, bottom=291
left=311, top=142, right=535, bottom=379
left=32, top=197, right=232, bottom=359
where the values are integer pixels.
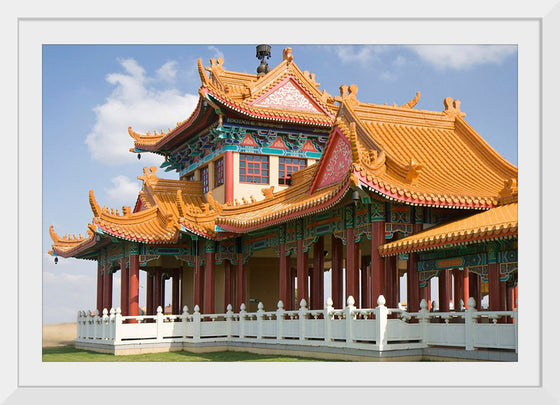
left=256, top=44, right=271, bottom=76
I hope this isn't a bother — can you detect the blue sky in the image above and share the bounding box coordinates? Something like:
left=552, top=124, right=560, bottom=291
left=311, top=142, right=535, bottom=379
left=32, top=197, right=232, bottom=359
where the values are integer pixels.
left=42, top=44, right=517, bottom=324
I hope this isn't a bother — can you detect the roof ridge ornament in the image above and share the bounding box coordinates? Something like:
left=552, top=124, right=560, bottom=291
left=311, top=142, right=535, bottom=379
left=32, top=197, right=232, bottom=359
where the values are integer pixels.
left=137, top=166, right=158, bottom=183
left=261, top=186, right=275, bottom=199
left=283, top=47, right=293, bottom=63
left=197, top=58, right=209, bottom=86
left=334, top=84, right=359, bottom=108
left=400, top=91, right=421, bottom=109
left=442, top=96, right=466, bottom=118
left=498, top=178, right=518, bottom=205
left=89, top=190, right=102, bottom=217
left=405, top=158, right=424, bottom=185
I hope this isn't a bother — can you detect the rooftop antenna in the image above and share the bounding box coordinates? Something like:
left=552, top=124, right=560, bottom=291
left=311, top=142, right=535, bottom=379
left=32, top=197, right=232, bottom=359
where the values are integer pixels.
left=256, top=44, right=271, bottom=76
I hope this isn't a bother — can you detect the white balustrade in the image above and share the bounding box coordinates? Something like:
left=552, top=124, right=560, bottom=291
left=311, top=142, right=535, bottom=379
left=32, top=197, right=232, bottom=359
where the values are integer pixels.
left=74, top=296, right=518, bottom=354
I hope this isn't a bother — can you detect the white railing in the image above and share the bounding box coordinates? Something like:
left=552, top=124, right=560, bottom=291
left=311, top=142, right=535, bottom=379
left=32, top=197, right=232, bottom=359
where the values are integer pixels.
left=75, top=296, right=518, bottom=353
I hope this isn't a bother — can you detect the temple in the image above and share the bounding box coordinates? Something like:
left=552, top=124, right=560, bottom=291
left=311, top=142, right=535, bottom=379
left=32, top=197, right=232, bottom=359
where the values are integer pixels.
left=49, top=46, right=518, bottom=358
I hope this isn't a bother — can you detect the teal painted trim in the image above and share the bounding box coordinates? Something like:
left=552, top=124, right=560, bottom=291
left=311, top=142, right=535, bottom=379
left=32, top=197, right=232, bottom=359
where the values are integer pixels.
left=179, top=142, right=322, bottom=176
left=214, top=225, right=227, bottom=232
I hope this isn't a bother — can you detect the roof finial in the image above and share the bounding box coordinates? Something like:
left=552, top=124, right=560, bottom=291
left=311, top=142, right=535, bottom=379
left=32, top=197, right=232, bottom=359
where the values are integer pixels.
left=256, top=44, right=271, bottom=76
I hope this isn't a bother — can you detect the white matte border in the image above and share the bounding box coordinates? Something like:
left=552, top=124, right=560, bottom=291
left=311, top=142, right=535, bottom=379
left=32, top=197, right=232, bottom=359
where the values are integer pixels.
left=6, top=1, right=557, bottom=403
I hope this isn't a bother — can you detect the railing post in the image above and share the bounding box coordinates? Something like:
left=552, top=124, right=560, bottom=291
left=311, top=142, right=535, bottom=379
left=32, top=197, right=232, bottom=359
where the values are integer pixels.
left=418, top=299, right=430, bottom=347
left=324, top=297, right=333, bottom=344
left=109, top=308, right=116, bottom=341
left=513, top=300, right=518, bottom=354
left=465, top=297, right=477, bottom=350
left=102, top=308, right=109, bottom=340
left=156, top=306, right=164, bottom=342
left=276, top=301, right=285, bottom=342
left=299, top=299, right=308, bottom=342
left=114, top=308, right=122, bottom=344
left=345, top=296, right=356, bottom=346
left=374, top=295, right=388, bottom=350
left=76, top=311, right=82, bottom=341
left=239, top=303, right=246, bottom=338
left=94, top=309, right=100, bottom=340
left=226, top=304, right=234, bottom=339
left=181, top=306, right=189, bottom=339
left=256, top=302, right=265, bottom=340
left=193, top=305, right=201, bottom=342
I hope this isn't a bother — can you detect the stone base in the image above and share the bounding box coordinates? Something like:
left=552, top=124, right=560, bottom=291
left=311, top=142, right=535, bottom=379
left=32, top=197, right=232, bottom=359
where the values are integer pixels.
left=74, top=340, right=517, bottom=361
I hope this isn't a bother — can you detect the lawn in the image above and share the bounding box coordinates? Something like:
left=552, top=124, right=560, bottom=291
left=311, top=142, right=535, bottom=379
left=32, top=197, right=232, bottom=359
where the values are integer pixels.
left=42, top=346, right=337, bottom=362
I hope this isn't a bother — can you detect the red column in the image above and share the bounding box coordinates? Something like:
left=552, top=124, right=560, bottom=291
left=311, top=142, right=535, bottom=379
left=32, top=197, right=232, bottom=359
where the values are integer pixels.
left=345, top=228, right=359, bottom=305
left=296, top=239, right=309, bottom=306
left=120, top=257, right=129, bottom=316
left=407, top=253, right=420, bottom=312
left=385, top=256, right=396, bottom=307
left=146, top=273, right=154, bottom=315
left=463, top=268, right=470, bottom=309
left=161, top=274, right=166, bottom=311
left=488, top=263, right=501, bottom=311
left=235, top=253, right=245, bottom=311
left=204, top=243, right=216, bottom=314
left=194, top=249, right=204, bottom=310
left=224, top=151, right=234, bottom=204
left=453, top=268, right=462, bottom=310
left=154, top=269, right=162, bottom=311
left=514, top=284, right=518, bottom=308
left=438, top=270, right=450, bottom=312
left=370, top=221, right=385, bottom=306
left=279, top=243, right=290, bottom=308
left=500, top=280, right=507, bottom=311
left=172, top=269, right=180, bottom=314
left=128, top=251, right=140, bottom=320
left=224, top=260, right=233, bottom=311
left=103, top=264, right=113, bottom=311
left=469, top=272, right=481, bottom=309
left=506, top=284, right=515, bottom=322
left=420, top=285, right=429, bottom=307
left=331, top=235, right=343, bottom=309
left=311, top=236, right=325, bottom=310
left=96, top=263, right=104, bottom=314
left=360, top=255, right=370, bottom=308
left=289, top=268, right=296, bottom=310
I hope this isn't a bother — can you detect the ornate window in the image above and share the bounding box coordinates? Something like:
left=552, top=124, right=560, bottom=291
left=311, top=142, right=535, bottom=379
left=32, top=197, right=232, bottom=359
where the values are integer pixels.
left=279, top=157, right=306, bottom=185
left=186, top=172, right=195, bottom=182
left=214, top=157, right=224, bottom=187
left=239, top=154, right=269, bottom=184
left=201, top=166, right=209, bottom=193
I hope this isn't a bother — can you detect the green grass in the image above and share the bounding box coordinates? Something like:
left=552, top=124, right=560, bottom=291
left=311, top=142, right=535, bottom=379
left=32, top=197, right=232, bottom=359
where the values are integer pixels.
left=42, top=346, right=337, bottom=362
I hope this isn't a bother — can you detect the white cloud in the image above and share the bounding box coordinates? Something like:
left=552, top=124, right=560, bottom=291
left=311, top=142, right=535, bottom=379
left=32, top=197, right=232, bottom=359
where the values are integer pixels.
left=392, top=55, right=407, bottom=68
left=105, top=175, right=141, bottom=207
left=156, top=61, right=178, bottom=82
left=85, top=58, right=199, bottom=166
left=408, top=45, right=516, bottom=70
left=330, top=45, right=377, bottom=65
left=379, top=71, right=398, bottom=82
left=207, top=45, right=224, bottom=60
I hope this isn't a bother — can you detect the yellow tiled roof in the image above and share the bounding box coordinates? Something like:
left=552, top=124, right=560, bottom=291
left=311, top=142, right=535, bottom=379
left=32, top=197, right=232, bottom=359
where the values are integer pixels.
left=378, top=202, right=518, bottom=256
left=216, top=164, right=352, bottom=232
left=129, top=48, right=337, bottom=150
left=49, top=224, right=98, bottom=257
left=50, top=163, right=353, bottom=254
left=332, top=93, right=518, bottom=209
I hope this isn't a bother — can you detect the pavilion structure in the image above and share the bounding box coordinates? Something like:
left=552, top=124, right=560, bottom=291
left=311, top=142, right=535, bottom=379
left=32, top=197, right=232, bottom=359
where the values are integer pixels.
left=49, top=46, right=518, bottom=329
